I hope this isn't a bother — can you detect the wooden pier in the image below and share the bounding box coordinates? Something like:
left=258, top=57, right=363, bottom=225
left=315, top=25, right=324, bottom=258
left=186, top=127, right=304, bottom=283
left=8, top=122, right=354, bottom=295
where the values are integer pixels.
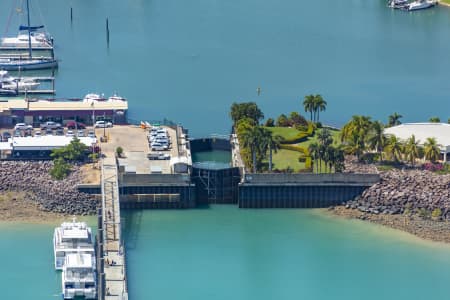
left=99, top=156, right=128, bottom=300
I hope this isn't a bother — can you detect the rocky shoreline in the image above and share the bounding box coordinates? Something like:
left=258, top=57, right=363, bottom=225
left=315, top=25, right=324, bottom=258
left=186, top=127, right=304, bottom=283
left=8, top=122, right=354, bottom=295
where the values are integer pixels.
left=330, top=206, right=450, bottom=244
left=333, top=157, right=450, bottom=243
left=0, top=161, right=98, bottom=217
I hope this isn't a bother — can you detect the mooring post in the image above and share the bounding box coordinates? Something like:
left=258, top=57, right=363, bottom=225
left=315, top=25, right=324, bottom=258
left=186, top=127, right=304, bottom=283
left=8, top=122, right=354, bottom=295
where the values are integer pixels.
left=70, top=7, right=73, bottom=23
left=106, top=18, right=110, bottom=45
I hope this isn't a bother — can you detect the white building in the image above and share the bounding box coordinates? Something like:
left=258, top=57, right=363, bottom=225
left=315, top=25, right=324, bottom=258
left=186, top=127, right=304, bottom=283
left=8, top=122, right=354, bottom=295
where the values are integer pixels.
left=384, top=123, right=450, bottom=162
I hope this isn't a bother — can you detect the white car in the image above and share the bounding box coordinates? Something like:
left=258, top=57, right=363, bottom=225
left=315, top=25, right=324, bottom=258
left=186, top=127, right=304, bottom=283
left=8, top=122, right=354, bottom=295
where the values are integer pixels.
left=94, top=121, right=113, bottom=128
left=77, top=130, right=85, bottom=137
left=14, top=123, right=29, bottom=130
left=66, top=130, right=75, bottom=137
left=87, top=130, right=96, bottom=138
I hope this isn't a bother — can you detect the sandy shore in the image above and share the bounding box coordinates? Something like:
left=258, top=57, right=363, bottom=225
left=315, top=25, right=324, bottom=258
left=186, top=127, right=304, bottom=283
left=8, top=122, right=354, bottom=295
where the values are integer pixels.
left=329, top=206, right=450, bottom=244
left=0, top=191, right=69, bottom=223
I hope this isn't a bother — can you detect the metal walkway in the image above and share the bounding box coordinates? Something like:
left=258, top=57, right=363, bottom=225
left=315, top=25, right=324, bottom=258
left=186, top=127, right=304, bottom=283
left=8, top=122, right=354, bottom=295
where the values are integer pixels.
left=101, top=157, right=128, bottom=300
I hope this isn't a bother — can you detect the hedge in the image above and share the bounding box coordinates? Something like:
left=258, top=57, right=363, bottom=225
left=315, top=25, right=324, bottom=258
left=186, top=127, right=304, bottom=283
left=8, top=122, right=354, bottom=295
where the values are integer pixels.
left=280, top=122, right=314, bottom=144
left=279, top=144, right=312, bottom=170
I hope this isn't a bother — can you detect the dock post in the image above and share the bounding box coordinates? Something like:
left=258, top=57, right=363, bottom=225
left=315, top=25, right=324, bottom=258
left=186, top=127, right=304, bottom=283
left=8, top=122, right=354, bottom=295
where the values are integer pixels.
left=70, top=7, right=73, bottom=23
left=106, top=18, right=110, bottom=45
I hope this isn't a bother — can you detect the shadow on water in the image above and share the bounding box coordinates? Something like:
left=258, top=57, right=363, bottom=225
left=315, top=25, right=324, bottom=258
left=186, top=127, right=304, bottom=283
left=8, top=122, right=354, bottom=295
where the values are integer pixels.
left=121, top=209, right=143, bottom=250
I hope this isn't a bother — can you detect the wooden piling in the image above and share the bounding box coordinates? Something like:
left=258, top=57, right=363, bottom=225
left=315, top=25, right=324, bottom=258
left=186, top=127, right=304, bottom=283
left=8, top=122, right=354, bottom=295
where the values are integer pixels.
left=106, top=18, right=110, bottom=45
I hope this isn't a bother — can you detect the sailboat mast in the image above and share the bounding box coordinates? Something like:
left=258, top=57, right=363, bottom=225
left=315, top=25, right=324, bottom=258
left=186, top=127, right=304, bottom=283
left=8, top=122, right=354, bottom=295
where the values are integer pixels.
left=26, top=0, right=32, bottom=59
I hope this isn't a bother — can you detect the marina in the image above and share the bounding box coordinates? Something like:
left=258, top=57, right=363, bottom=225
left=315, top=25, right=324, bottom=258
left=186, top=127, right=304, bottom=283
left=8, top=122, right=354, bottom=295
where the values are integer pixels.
left=1, top=0, right=450, bottom=300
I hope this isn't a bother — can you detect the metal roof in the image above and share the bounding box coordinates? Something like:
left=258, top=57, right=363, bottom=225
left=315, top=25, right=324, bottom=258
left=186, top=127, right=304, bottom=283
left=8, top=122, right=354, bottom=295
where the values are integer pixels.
left=10, top=136, right=96, bottom=151
left=384, top=123, right=450, bottom=150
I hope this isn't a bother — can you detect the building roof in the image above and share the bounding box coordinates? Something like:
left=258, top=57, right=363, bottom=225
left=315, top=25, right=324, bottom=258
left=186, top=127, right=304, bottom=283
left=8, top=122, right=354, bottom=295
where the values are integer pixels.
left=6, top=136, right=96, bottom=151
left=0, top=97, right=128, bottom=113
left=384, top=123, right=450, bottom=151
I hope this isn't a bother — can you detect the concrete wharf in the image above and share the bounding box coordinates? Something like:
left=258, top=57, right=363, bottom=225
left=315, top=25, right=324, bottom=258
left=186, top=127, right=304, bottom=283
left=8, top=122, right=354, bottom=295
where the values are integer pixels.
left=99, top=156, right=128, bottom=300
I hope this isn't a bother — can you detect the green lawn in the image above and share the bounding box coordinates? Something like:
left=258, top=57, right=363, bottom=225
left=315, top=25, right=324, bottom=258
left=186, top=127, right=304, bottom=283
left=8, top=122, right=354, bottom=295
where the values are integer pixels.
left=441, top=0, right=450, bottom=4
left=266, top=149, right=306, bottom=172
left=265, top=126, right=302, bottom=140
left=297, top=128, right=341, bottom=148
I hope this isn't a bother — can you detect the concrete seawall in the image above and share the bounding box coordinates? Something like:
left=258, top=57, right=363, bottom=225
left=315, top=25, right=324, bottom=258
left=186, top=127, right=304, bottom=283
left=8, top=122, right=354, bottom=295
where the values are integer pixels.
left=239, top=173, right=380, bottom=208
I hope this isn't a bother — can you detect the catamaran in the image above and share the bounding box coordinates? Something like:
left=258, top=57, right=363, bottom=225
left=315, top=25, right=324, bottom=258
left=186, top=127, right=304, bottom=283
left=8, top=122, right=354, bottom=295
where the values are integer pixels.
left=53, top=219, right=95, bottom=270
left=61, top=253, right=97, bottom=299
left=0, top=0, right=57, bottom=70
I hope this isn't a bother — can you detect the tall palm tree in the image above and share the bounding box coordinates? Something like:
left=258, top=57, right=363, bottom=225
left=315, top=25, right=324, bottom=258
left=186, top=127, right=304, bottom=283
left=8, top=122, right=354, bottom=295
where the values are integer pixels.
left=313, top=95, right=327, bottom=123
left=303, top=95, right=315, bottom=122
left=387, top=112, right=402, bottom=127
left=368, top=121, right=386, bottom=161
left=385, top=135, right=403, bottom=162
left=404, top=135, right=420, bottom=166
left=241, top=126, right=263, bottom=173
left=423, top=137, right=441, bottom=163
left=333, top=145, right=346, bottom=172
left=260, top=129, right=284, bottom=172
left=308, top=142, right=320, bottom=173
left=317, top=128, right=333, bottom=147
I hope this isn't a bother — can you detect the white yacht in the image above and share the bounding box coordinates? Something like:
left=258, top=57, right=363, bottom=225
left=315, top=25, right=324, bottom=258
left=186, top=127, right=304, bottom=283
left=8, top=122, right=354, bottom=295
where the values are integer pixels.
left=0, top=70, right=40, bottom=91
left=408, top=0, right=436, bottom=10
left=83, top=93, right=106, bottom=103
left=1, top=32, right=53, bottom=48
left=61, top=253, right=97, bottom=299
left=53, top=219, right=95, bottom=270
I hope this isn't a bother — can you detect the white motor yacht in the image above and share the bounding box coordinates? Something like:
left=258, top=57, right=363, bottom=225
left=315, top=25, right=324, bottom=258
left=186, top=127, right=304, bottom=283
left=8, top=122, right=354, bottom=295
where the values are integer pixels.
left=0, top=70, right=40, bottom=91
left=408, top=0, right=436, bottom=10
left=83, top=93, right=106, bottom=103
left=53, top=219, right=95, bottom=270
left=61, top=253, right=97, bottom=300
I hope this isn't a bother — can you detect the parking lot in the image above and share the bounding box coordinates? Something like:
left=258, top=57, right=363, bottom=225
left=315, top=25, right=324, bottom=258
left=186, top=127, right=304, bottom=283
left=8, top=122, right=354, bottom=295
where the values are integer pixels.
left=98, top=125, right=179, bottom=174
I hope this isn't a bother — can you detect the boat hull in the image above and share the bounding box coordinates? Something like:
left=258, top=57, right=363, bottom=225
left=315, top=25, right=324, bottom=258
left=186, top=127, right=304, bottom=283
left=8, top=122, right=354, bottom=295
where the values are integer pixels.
left=0, top=59, right=58, bottom=70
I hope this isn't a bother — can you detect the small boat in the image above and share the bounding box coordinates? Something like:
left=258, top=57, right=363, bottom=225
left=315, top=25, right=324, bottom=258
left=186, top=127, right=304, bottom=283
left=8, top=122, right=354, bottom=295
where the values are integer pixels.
left=0, top=0, right=58, bottom=70
left=61, top=253, right=97, bottom=299
left=53, top=219, right=95, bottom=270
left=388, top=0, right=409, bottom=8
left=108, top=93, right=127, bottom=102
left=83, top=93, right=107, bottom=102
left=0, top=70, right=40, bottom=91
left=1, top=30, right=53, bottom=48
left=408, top=0, right=437, bottom=10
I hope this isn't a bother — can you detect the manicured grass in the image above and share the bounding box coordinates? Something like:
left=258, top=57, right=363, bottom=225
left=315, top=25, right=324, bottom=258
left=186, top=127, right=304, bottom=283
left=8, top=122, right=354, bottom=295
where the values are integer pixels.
left=441, top=0, right=450, bottom=4
left=297, top=128, right=341, bottom=148
left=267, top=149, right=306, bottom=172
left=265, top=127, right=302, bottom=141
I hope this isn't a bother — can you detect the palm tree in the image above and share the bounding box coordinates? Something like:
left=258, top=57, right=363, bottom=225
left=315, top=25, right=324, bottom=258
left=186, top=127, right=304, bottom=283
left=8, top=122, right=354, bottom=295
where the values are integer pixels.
left=423, top=137, right=441, bottom=163
left=341, top=115, right=372, bottom=160
left=317, top=128, right=333, bottom=147
left=387, top=112, right=402, bottom=127
left=308, top=142, right=320, bottom=173
left=404, top=135, right=421, bottom=166
left=313, top=95, right=327, bottom=123
left=385, top=135, right=403, bottom=162
left=333, top=145, right=346, bottom=172
left=241, top=126, right=263, bottom=173
left=303, top=95, right=315, bottom=122
left=368, top=121, right=386, bottom=161
left=260, top=129, right=284, bottom=171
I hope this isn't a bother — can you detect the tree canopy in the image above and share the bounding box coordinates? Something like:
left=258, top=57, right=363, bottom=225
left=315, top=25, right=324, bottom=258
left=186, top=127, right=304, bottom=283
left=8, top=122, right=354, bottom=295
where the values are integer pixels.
left=230, top=102, right=264, bottom=126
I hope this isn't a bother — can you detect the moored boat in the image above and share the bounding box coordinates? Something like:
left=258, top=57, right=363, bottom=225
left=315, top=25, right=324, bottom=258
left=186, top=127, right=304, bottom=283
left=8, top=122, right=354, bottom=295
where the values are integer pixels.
left=61, top=253, right=97, bottom=299
left=0, top=70, right=40, bottom=91
left=388, top=0, right=409, bottom=8
left=53, top=219, right=95, bottom=270
left=408, top=0, right=437, bottom=10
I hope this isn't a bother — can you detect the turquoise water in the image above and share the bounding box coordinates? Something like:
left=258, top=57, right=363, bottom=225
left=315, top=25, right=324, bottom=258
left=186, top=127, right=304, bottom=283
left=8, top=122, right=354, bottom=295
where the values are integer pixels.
left=2, top=1, right=450, bottom=135
left=192, top=150, right=231, bottom=163
left=123, top=206, right=450, bottom=300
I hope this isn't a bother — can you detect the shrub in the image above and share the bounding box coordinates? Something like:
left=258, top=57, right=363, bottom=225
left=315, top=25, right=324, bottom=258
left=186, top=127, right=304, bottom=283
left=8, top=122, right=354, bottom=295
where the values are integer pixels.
left=281, top=123, right=314, bottom=144
left=276, top=114, right=290, bottom=127
left=423, top=163, right=443, bottom=172
left=264, top=118, right=275, bottom=127
left=418, top=208, right=431, bottom=219
left=50, top=157, right=71, bottom=180
left=116, top=146, right=124, bottom=157
left=431, top=208, right=442, bottom=220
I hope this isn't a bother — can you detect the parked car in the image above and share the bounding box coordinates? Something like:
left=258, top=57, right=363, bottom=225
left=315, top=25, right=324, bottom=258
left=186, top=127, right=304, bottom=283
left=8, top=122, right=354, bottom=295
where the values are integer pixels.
left=45, top=128, right=53, bottom=135
left=40, top=121, right=62, bottom=130
left=14, top=123, right=28, bottom=130
left=14, top=130, right=22, bottom=137
left=55, top=128, right=64, bottom=136
left=66, top=130, right=75, bottom=137
left=77, top=130, right=85, bottom=137
left=87, top=130, right=96, bottom=138
left=66, top=121, right=86, bottom=130
left=147, top=152, right=170, bottom=160
left=94, top=121, right=113, bottom=128
left=34, top=131, right=42, bottom=137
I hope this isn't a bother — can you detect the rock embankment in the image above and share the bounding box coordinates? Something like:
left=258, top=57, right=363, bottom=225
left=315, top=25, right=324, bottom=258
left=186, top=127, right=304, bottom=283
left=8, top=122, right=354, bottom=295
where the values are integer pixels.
left=343, top=155, right=379, bottom=174
left=0, top=161, right=98, bottom=215
left=345, top=169, right=450, bottom=220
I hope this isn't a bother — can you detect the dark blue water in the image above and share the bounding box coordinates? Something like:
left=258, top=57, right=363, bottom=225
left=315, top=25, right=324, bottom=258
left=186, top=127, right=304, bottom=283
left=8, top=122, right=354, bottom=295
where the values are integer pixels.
left=2, top=0, right=450, bottom=135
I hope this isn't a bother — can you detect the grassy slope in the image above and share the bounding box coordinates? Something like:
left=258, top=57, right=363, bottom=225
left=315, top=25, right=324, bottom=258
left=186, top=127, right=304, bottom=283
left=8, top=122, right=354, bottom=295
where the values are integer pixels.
left=297, top=128, right=341, bottom=148
left=265, top=126, right=302, bottom=140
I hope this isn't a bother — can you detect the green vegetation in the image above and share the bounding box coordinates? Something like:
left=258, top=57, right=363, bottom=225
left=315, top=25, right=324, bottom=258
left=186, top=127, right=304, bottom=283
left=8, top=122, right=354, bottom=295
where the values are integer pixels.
left=49, top=137, right=89, bottom=180
left=387, top=112, right=402, bottom=127
left=267, top=149, right=306, bottom=172
left=431, top=208, right=442, bottom=220
left=116, top=146, right=124, bottom=158
left=429, top=116, right=440, bottom=123
left=303, top=94, right=327, bottom=123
